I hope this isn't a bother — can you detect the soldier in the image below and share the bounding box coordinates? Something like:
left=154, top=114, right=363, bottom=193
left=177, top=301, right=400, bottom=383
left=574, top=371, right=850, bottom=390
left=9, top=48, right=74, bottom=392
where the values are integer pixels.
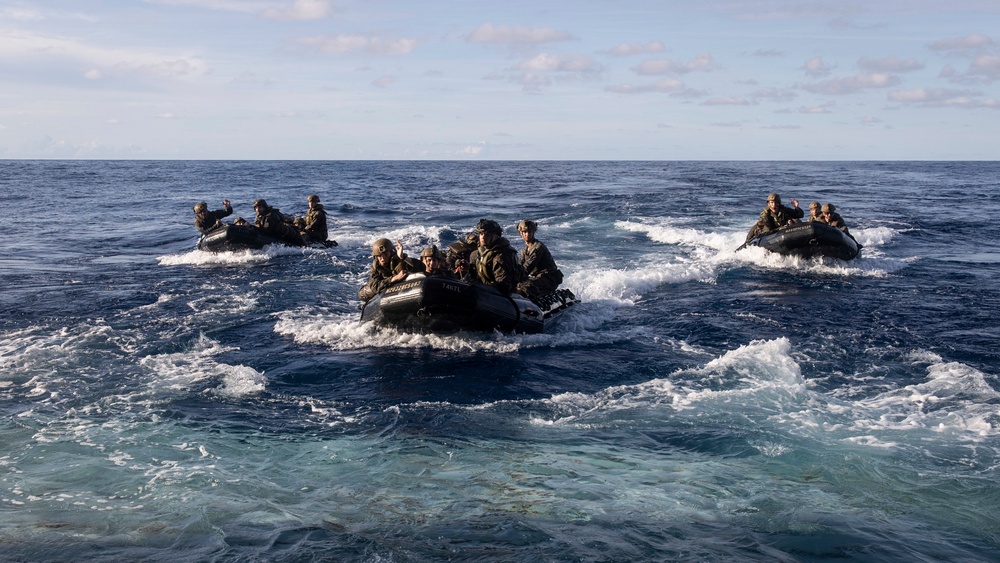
left=298, top=194, right=328, bottom=244
left=807, top=201, right=823, bottom=222
left=358, top=238, right=418, bottom=301
left=471, top=219, right=523, bottom=295
left=252, top=199, right=304, bottom=246
left=745, top=193, right=804, bottom=242
left=818, top=203, right=851, bottom=235
left=515, top=219, right=563, bottom=301
left=420, top=245, right=453, bottom=277
left=193, top=199, right=233, bottom=234
left=446, top=231, right=479, bottom=280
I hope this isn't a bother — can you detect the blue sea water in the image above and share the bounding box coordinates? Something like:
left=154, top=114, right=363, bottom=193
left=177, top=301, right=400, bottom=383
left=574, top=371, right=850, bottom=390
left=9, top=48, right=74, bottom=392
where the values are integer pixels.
left=1, top=160, right=999, bottom=562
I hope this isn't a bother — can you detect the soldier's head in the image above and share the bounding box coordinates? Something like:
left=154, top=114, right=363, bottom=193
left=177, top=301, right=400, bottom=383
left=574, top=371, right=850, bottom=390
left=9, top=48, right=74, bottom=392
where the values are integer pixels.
left=307, top=194, right=320, bottom=207
left=767, top=193, right=782, bottom=208
left=809, top=201, right=821, bottom=214
left=821, top=203, right=836, bottom=215
left=253, top=199, right=268, bottom=214
left=517, top=219, right=537, bottom=242
left=420, top=245, right=442, bottom=270
left=193, top=202, right=208, bottom=214
left=372, top=238, right=394, bottom=265
left=475, top=219, right=502, bottom=245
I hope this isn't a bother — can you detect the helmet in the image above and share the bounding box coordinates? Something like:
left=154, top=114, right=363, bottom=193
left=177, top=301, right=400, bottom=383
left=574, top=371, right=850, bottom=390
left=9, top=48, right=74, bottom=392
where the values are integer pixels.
left=767, top=193, right=782, bottom=204
left=372, top=238, right=393, bottom=257
left=420, top=245, right=439, bottom=259
left=307, top=194, right=320, bottom=203
left=253, top=198, right=268, bottom=209
left=809, top=201, right=821, bottom=210
left=193, top=201, right=207, bottom=213
left=517, top=219, right=537, bottom=233
left=475, top=218, right=502, bottom=235
left=464, top=232, right=478, bottom=245
left=821, top=203, right=836, bottom=213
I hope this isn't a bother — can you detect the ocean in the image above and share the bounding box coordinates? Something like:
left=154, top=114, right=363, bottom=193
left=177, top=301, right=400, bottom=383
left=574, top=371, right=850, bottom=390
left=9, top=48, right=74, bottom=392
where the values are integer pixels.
left=1, top=160, right=998, bottom=562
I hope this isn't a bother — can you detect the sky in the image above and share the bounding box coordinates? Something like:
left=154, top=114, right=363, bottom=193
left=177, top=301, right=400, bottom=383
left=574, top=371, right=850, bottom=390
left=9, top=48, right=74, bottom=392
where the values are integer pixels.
left=1, top=0, right=998, bottom=160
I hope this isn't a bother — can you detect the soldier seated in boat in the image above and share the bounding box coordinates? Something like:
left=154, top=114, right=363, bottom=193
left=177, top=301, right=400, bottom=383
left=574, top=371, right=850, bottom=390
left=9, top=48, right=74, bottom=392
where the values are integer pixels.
left=470, top=219, right=523, bottom=295
left=249, top=198, right=304, bottom=245
left=816, top=203, right=851, bottom=236
left=358, top=238, right=420, bottom=301
left=744, top=193, right=804, bottom=242
left=446, top=231, right=478, bottom=280
left=515, top=219, right=564, bottom=301
left=807, top=201, right=823, bottom=222
left=420, top=246, right=454, bottom=278
left=193, top=199, right=233, bottom=234
left=294, top=194, right=329, bottom=244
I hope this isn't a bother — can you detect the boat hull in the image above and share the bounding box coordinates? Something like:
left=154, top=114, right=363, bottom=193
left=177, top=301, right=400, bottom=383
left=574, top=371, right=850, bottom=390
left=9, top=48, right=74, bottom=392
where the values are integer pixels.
left=360, top=274, right=578, bottom=334
left=747, top=222, right=860, bottom=260
left=196, top=224, right=302, bottom=252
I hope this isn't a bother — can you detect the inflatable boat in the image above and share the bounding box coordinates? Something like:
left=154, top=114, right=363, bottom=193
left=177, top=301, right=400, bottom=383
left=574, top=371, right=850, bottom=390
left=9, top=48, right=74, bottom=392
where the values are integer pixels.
left=360, top=273, right=579, bottom=334
left=196, top=224, right=334, bottom=252
left=742, top=221, right=861, bottom=260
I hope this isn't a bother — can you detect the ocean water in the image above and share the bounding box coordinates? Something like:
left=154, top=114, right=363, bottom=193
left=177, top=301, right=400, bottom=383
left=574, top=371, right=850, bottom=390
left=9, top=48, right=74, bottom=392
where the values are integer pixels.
left=1, top=160, right=998, bottom=562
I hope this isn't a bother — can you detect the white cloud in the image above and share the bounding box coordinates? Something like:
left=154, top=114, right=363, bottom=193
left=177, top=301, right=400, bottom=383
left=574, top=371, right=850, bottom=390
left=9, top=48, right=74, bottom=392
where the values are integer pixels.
left=0, top=29, right=207, bottom=79
left=804, top=73, right=901, bottom=95
left=465, top=24, right=573, bottom=47
left=857, top=56, right=924, bottom=73
left=292, top=34, right=418, bottom=55
left=262, top=0, right=332, bottom=21
left=515, top=53, right=600, bottom=73
left=607, top=41, right=666, bottom=56
left=969, top=54, right=1000, bottom=81
left=633, top=53, right=715, bottom=75
left=606, top=78, right=686, bottom=94
left=928, top=33, right=994, bottom=52
left=371, top=75, right=395, bottom=88
left=704, top=96, right=750, bottom=106
left=801, top=57, right=832, bottom=77
left=888, top=87, right=999, bottom=108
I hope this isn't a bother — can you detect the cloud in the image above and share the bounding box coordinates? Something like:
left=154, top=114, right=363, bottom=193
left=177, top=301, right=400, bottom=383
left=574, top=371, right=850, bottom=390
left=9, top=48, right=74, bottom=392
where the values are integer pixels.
left=606, top=41, right=666, bottom=56
left=857, top=56, right=924, bottom=73
left=262, top=0, right=332, bottom=21
left=801, top=57, right=832, bottom=77
left=606, top=78, right=686, bottom=94
left=969, top=54, right=1000, bottom=81
left=371, top=75, right=395, bottom=88
left=633, top=53, right=716, bottom=75
left=291, top=34, right=418, bottom=55
left=703, top=96, right=750, bottom=106
left=748, top=87, right=797, bottom=103
left=465, top=23, right=573, bottom=48
left=798, top=104, right=833, bottom=114
left=888, top=87, right=999, bottom=109
left=515, top=53, right=600, bottom=73
left=928, top=33, right=995, bottom=52
left=804, top=73, right=901, bottom=95
left=753, top=49, right=784, bottom=57
left=0, top=29, right=207, bottom=79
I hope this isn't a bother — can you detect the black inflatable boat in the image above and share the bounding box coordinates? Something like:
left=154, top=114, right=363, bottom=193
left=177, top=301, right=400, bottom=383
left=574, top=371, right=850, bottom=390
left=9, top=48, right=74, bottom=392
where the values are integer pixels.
left=197, top=224, right=335, bottom=253
left=360, top=273, right=579, bottom=334
left=742, top=221, right=861, bottom=260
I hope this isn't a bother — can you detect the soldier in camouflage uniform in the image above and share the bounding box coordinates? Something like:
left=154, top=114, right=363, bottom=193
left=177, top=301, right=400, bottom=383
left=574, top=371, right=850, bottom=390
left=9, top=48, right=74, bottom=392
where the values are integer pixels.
left=358, top=238, right=418, bottom=301
left=807, top=201, right=823, bottom=222
left=420, top=246, right=454, bottom=278
left=470, top=219, right=523, bottom=295
left=817, top=203, right=851, bottom=236
left=300, top=194, right=328, bottom=243
left=515, top=219, right=564, bottom=301
left=252, top=199, right=304, bottom=246
left=745, top=193, right=804, bottom=242
left=193, top=199, right=233, bottom=234
left=446, top=231, right=478, bottom=280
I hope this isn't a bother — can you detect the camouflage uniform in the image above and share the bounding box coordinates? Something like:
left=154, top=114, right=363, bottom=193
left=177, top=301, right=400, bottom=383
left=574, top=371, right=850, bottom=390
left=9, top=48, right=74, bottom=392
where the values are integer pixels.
left=517, top=239, right=563, bottom=301
left=357, top=254, right=408, bottom=301
left=254, top=202, right=304, bottom=246
left=818, top=204, right=851, bottom=236
left=302, top=203, right=328, bottom=243
left=745, top=199, right=804, bottom=242
left=194, top=203, right=233, bottom=234
left=473, top=236, right=523, bottom=295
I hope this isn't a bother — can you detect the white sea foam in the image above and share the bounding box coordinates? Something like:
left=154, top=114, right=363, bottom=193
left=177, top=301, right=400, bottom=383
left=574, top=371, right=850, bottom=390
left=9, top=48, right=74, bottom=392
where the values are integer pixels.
left=157, top=243, right=312, bottom=266
left=139, top=334, right=265, bottom=397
